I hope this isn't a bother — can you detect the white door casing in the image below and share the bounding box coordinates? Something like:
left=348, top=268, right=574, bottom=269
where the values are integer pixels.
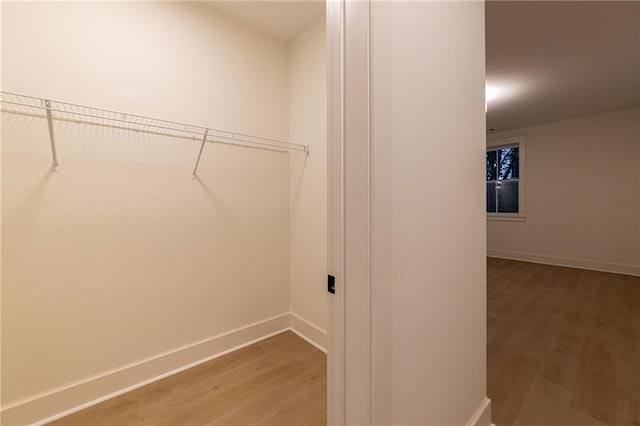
left=327, top=0, right=374, bottom=423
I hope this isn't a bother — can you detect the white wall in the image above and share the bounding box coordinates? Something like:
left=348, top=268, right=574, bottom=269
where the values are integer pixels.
left=288, top=17, right=327, bottom=350
left=330, top=2, right=489, bottom=423
left=387, top=2, right=489, bottom=423
left=487, top=107, right=640, bottom=276
left=335, top=1, right=489, bottom=424
left=1, top=2, right=291, bottom=424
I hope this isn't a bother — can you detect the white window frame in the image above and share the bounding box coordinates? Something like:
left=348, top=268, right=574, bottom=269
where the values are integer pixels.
left=486, top=134, right=526, bottom=222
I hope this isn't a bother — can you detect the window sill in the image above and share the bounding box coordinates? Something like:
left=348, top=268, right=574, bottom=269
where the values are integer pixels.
left=487, top=214, right=527, bottom=222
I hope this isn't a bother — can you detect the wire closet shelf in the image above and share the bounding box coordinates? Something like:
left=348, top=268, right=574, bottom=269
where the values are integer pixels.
left=0, top=91, right=308, bottom=175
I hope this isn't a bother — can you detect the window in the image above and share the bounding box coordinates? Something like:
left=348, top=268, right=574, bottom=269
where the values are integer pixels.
left=486, top=142, right=523, bottom=217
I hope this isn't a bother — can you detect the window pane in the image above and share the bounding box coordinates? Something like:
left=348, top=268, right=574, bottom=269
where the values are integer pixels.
left=497, top=181, right=518, bottom=213
left=487, top=182, right=496, bottom=213
left=486, top=151, right=497, bottom=181
left=498, top=147, right=519, bottom=180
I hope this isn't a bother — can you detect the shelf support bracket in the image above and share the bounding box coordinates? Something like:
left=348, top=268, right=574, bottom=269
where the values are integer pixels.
left=44, top=99, right=60, bottom=172
left=192, top=129, right=209, bottom=177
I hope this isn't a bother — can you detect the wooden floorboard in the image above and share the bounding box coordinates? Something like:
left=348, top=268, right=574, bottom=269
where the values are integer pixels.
left=50, top=331, right=326, bottom=426
left=49, top=258, right=640, bottom=425
left=488, top=258, right=640, bottom=426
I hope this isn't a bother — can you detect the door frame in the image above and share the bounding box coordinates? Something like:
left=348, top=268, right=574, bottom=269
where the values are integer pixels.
left=327, top=0, right=375, bottom=424
left=326, top=0, right=346, bottom=423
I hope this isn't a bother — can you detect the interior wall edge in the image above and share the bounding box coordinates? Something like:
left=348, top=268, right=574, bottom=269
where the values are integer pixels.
left=466, top=397, right=492, bottom=426
left=1, top=314, right=290, bottom=426
left=487, top=249, right=640, bottom=277
left=289, top=311, right=327, bottom=353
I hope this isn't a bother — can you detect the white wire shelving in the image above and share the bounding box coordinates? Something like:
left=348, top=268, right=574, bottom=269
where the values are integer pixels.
left=0, top=91, right=308, bottom=175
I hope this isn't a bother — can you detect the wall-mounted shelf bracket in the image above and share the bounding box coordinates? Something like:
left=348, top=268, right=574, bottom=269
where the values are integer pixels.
left=44, top=99, right=60, bottom=172
left=192, top=129, right=210, bottom=178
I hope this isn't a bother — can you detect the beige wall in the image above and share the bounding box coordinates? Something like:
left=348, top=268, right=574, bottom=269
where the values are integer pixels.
left=288, top=16, right=327, bottom=350
left=330, top=2, right=489, bottom=423
left=366, top=1, right=490, bottom=424
left=1, top=2, right=291, bottom=423
left=488, top=107, right=640, bottom=276
left=390, top=2, right=489, bottom=423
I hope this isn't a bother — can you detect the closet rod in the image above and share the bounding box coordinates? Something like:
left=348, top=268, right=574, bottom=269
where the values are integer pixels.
left=0, top=91, right=309, bottom=173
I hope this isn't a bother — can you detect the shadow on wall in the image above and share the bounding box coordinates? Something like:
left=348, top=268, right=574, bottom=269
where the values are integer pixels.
left=194, top=175, right=233, bottom=223
left=3, top=170, right=54, bottom=246
left=289, top=150, right=310, bottom=209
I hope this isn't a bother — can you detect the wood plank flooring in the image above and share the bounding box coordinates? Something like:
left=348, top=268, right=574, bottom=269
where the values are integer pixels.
left=488, top=258, right=640, bottom=426
left=51, top=331, right=326, bottom=426
left=50, top=259, right=639, bottom=425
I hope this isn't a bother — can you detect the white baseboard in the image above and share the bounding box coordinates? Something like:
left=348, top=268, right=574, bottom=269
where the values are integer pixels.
left=487, top=249, right=640, bottom=277
left=1, top=313, right=290, bottom=426
left=289, top=312, right=327, bottom=353
left=2, top=311, right=328, bottom=425
left=466, top=397, right=492, bottom=426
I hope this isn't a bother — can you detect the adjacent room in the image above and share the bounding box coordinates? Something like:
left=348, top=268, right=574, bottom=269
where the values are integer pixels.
left=485, top=2, right=639, bottom=425
left=1, top=2, right=328, bottom=424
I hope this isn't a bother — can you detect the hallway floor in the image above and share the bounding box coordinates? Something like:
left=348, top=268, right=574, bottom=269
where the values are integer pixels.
left=488, top=258, right=639, bottom=425
left=51, top=331, right=326, bottom=425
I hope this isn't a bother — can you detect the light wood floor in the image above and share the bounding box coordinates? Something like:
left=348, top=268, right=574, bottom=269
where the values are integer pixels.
left=488, top=258, right=640, bottom=426
left=51, top=331, right=326, bottom=426
left=50, top=259, right=639, bottom=426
